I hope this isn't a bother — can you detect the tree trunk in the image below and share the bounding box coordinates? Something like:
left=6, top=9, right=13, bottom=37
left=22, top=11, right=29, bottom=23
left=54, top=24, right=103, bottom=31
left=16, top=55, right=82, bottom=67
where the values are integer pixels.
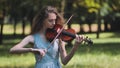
left=22, top=18, right=25, bottom=36
left=0, top=19, right=3, bottom=44
left=104, top=22, right=109, bottom=31
left=13, top=18, right=17, bottom=36
left=97, top=10, right=101, bottom=38
left=0, top=8, right=5, bottom=44
left=60, top=0, right=65, bottom=16
left=96, top=1, right=101, bottom=38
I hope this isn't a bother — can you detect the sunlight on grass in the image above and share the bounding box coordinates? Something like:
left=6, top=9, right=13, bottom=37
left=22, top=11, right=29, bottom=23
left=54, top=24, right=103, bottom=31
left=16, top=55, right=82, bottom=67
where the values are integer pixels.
left=3, top=24, right=14, bottom=34
left=93, top=38, right=120, bottom=44
left=3, top=23, right=30, bottom=35
left=62, top=54, right=120, bottom=68
left=83, top=32, right=115, bottom=39
left=0, top=53, right=35, bottom=68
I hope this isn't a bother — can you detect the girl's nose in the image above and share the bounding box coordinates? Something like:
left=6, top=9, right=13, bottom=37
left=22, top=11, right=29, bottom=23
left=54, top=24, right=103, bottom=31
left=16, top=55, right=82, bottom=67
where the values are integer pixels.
left=52, top=21, right=55, bottom=25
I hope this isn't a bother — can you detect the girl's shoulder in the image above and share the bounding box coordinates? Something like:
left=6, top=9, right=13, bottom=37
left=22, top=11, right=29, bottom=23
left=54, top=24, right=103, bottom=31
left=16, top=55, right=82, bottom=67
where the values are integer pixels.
left=25, top=35, right=34, bottom=43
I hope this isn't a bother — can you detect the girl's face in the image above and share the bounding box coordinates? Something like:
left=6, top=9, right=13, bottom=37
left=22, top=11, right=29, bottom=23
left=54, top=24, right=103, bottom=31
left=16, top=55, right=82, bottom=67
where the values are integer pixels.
left=44, top=13, right=57, bottom=29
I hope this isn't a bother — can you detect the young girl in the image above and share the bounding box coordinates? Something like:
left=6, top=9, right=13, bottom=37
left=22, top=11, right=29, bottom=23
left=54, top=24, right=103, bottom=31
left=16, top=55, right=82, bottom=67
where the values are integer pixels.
left=10, top=6, right=85, bottom=68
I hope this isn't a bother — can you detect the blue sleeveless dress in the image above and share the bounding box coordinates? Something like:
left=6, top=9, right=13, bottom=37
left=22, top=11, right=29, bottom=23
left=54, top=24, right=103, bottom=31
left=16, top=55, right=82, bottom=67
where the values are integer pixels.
left=33, top=33, right=61, bottom=68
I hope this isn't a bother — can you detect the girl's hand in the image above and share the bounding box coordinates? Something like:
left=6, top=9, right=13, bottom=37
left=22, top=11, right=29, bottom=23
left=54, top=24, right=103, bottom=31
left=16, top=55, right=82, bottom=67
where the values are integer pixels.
left=37, top=49, right=47, bottom=57
left=75, top=35, right=85, bottom=45
left=32, top=48, right=47, bottom=57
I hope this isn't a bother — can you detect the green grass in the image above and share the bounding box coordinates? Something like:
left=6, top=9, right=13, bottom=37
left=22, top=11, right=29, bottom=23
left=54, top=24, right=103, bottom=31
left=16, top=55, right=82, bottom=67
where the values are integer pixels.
left=3, top=23, right=31, bottom=34
left=0, top=24, right=120, bottom=68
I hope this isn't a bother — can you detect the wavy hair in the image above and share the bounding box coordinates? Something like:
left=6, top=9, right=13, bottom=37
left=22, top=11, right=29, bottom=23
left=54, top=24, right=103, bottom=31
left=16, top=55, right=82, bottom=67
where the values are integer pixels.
left=31, top=6, right=64, bottom=34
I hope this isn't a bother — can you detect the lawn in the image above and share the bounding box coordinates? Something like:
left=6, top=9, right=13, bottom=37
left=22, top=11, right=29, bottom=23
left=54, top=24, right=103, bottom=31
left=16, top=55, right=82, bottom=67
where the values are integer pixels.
left=0, top=24, right=120, bottom=68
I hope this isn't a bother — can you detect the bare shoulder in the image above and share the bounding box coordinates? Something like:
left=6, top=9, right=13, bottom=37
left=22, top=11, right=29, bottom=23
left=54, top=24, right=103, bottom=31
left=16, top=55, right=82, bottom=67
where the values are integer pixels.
left=24, top=35, right=34, bottom=43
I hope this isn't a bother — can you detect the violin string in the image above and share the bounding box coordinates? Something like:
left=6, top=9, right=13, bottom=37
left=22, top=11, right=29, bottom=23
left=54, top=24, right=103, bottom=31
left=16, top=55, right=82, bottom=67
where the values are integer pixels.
left=47, top=15, right=74, bottom=50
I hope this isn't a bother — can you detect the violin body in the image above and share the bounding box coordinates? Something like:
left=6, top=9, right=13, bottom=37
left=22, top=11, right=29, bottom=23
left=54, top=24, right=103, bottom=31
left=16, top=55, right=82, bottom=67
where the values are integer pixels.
left=46, top=24, right=75, bottom=42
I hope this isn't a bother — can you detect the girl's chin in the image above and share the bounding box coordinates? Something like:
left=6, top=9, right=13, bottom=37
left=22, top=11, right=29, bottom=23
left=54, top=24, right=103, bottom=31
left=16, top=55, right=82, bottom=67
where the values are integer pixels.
left=48, top=26, right=54, bottom=29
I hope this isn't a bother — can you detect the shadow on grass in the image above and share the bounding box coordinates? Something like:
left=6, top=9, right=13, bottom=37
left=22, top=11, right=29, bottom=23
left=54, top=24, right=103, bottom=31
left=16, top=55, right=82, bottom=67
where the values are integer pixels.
left=1, top=42, right=120, bottom=56
left=3, top=34, right=25, bottom=40
left=109, top=32, right=120, bottom=38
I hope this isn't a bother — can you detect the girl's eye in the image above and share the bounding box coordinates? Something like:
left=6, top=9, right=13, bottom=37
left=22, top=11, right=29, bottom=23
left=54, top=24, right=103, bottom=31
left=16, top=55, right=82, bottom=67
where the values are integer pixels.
left=49, top=20, right=53, bottom=22
left=48, top=19, right=56, bottom=23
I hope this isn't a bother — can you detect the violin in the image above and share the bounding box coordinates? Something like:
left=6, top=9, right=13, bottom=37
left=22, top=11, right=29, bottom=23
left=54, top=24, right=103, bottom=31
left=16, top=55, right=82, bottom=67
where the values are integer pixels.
left=46, top=24, right=93, bottom=45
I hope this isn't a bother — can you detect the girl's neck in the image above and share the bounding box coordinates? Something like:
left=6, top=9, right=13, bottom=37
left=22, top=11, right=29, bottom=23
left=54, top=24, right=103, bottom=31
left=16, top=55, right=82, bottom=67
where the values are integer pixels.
left=39, top=28, right=48, bottom=42
left=39, top=27, right=47, bottom=35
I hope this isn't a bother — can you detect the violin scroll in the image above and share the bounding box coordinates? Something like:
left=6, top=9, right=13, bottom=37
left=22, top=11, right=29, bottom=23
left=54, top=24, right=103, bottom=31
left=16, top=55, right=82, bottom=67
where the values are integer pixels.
left=84, top=36, right=93, bottom=45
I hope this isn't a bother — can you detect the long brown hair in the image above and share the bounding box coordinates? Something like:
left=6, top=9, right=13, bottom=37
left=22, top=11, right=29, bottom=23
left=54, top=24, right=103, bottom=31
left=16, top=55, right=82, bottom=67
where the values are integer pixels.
left=31, top=6, right=64, bottom=34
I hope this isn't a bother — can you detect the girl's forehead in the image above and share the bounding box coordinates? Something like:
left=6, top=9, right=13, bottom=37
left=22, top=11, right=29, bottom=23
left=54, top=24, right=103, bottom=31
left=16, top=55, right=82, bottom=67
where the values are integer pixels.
left=48, top=13, right=57, bottom=19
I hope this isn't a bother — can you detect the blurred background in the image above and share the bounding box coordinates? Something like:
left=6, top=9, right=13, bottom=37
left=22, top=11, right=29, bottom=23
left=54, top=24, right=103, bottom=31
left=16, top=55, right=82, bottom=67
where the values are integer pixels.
left=0, top=0, right=120, bottom=68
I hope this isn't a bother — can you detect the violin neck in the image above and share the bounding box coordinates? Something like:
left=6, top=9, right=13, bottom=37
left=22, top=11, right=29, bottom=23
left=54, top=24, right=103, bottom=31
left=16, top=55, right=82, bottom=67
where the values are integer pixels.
left=62, top=30, right=76, bottom=38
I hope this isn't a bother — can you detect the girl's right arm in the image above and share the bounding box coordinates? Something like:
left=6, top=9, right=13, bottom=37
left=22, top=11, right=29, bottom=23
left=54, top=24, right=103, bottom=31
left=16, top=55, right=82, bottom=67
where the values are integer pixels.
left=10, top=35, right=34, bottom=53
left=10, top=35, right=47, bottom=56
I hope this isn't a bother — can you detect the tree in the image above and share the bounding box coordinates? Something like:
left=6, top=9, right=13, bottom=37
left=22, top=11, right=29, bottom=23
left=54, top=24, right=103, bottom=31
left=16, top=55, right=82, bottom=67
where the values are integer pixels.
left=0, top=0, right=6, bottom=44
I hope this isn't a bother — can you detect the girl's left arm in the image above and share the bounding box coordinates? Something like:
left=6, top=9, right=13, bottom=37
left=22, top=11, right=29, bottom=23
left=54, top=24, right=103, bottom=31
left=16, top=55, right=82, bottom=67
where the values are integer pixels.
left=59, top=35, right=84, bottom=65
